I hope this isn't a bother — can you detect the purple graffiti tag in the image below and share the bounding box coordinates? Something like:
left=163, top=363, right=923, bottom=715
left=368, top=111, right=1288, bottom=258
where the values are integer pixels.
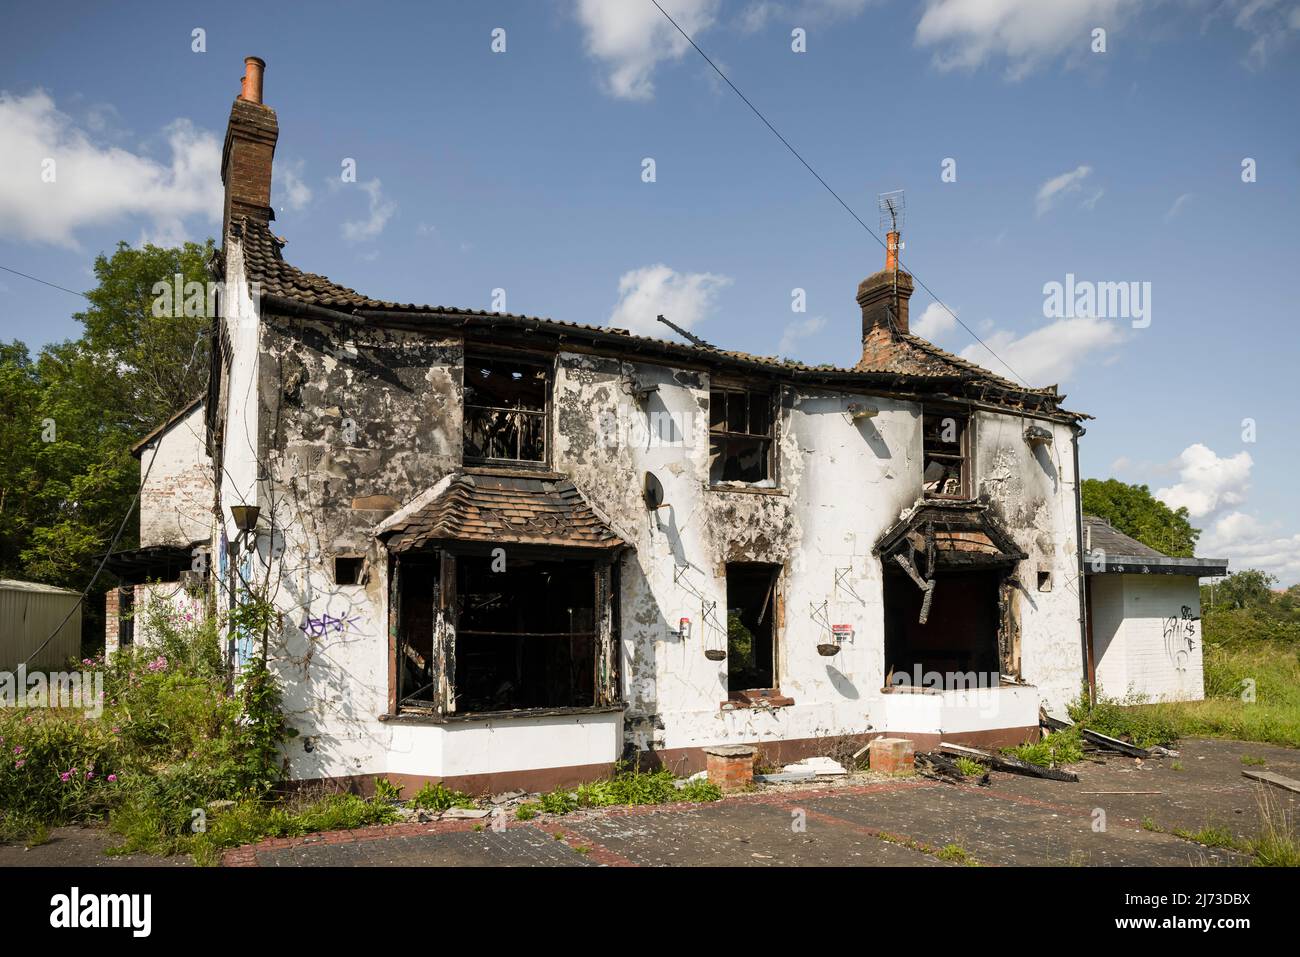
left=300, top=613, right=361, bottom=638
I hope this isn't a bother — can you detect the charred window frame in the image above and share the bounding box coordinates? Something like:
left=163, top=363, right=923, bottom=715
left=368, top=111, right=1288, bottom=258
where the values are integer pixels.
left=725, top=563, right=781, bottom=696
left=463, top=355, right=550, bottom=466
left=709, top=386, right=775, bottom=485
left=390, top=547, right=618, bottom=717
left=922, top=409, right=970, bottom=499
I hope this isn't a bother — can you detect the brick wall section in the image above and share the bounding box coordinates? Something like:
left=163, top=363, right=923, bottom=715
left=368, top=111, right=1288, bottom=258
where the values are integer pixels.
left=104, top=587, right=120, bottom=655
left=138, top=404, right=213, bottom=548
left=705, top=745, right=755, bottom=792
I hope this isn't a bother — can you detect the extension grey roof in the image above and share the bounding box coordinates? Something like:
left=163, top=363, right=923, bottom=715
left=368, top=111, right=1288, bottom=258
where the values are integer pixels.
left=1082, top=515, right=1228, bottom=577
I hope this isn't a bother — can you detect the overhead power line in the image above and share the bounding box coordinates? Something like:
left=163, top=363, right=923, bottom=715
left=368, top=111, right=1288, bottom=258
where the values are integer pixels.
left=0, top=263, right=90, bottom=301
left=647, top=0, right=1030, bottom=387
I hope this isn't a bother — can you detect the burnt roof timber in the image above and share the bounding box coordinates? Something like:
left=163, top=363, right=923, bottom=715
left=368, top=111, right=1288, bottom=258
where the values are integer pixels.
left=258, top=293, right=1085, bottom=425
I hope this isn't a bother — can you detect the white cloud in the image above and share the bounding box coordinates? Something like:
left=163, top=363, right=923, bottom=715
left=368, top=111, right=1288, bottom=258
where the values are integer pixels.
left=778, top=315, right=827, bottom=355
left=1164, top=192, right=1193, bottom=221
left=739, top=0, right=874, bottom=31
left=1227, top=0, right=1300, bottom=68
left=1155, top=443, right=1252, bottom=519
left=1035, top=164, right=1093, bottom=217
left=959, top=316, right=1123, bottom=385
left=911, top=301, right=957, bottom=340
left=341, top=178, right=395, bottom=243
left=574, top=0, right=722, bottom=100
left=1080, top=187, right=1105, bottom=211
left=608, top=263, right=731, bottom=336
left=273, top=159, right=312, bottom=213
left=1200, top=511, right=1300, bottom=586
left=0, top=90, right=221, bottom=248
left=915, top=0, right=1138, bottom=79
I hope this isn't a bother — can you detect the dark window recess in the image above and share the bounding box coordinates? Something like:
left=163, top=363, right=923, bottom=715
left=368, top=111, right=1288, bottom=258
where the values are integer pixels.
left=709, top=387, right=773, bottom=483
left=922, top=411, right=969, bottom=498
left=455, top=555, right=596, bottom=713
left=334, top=556, right=364, bottom=585
left=396, top=558, right=438, bottom=708
left=1037, top=570, right=1053, bottom=592
left=883, top=568, right=1000, bottom=687
left=119, top=587, right=135, bottom=648
left=463, top=356, right=548, bottom=463
left=726, top=563, right=779, bottom=694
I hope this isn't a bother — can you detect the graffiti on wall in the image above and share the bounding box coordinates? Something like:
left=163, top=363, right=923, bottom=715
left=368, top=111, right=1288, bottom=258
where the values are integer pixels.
left=1162, top=604, right=1197, bottom=671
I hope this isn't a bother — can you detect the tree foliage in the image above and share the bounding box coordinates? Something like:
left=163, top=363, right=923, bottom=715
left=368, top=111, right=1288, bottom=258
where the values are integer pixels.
left=1081, top=478, right=1200, bottom=558
left=0, top=240, right=214, bottom=591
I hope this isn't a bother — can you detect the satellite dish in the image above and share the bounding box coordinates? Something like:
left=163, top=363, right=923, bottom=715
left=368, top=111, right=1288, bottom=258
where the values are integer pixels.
left=643, top=472, right=665, bottom=511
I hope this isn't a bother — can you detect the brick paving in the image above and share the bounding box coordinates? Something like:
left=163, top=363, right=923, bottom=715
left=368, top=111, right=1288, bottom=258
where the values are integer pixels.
left=3, top=738, right=1294, bottom=867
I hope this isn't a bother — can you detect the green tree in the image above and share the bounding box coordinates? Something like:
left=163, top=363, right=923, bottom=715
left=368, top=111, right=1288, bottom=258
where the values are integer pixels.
left=0, top=240, right=214, bottom=590
left=1205, top=569, right=1277, bottom=611
left=1082, top=478, right=1200, bottom=558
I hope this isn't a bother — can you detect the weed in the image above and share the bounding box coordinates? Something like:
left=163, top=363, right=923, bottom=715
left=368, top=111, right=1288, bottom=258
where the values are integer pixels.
left=936, top=843, right=977, bottom=865
left=1249, top=788, right=1300, bottom=867
left=1007, top=726, right=1084, bottom=768
left=1241, top=755, right=1267, bottom=766
left=1172, top=824, right=1241, bottom=850
left=515, top=803, right=539, bottom=821
left=537, top=788, right=578, bottom=815
left=410, top=782, right=474, bottom=812
left=953, top=756, right=986, bottom=777
left=373, top=778, right=403, bottom=802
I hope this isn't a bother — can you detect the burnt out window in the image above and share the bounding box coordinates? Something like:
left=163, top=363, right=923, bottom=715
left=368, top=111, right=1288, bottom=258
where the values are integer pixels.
left=709, top=386, right=774, bottom=484
left=455, top=555, right=597, bottom=713
left=726, top=563, right=780, bottom=694
left=922, top=410, right=969, bottom=499
left=463, top=356, right=549, bottom=464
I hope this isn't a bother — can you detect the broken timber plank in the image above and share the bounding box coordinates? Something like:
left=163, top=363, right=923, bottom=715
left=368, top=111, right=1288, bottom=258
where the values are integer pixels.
left=939, top=742, right=1079, bottom=783
left=1038, top=707, right=1072, bottom=732
left=1080, top=729, right=1153, bottom=758
left=1242, top=769, right=1300, bottom=795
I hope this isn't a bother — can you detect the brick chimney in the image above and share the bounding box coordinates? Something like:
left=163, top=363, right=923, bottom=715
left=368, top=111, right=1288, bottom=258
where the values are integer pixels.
left=857, top=229, right=913, bottom=338
left=221, top=56, right=277, bottom=240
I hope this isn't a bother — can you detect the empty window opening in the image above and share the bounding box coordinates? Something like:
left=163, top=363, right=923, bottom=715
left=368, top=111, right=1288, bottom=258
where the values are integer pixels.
left=334, top=556, right=364, bottom=585
left=119, top=586, right=135, bottom=648
left=922, top=410, right=969, bottom=499
left=395, top=557, right=438, bottom=709
left=455, top=554, right=596, bottom=713
left=726, top=563, right=780, bottom=694
left=1037, top=569, right=1053, bottom=592
left=883, top=568, right=1000, bottom=689
left=463, top=356, right=549, bottom=464
left=710, top=387, right=774, bottom=484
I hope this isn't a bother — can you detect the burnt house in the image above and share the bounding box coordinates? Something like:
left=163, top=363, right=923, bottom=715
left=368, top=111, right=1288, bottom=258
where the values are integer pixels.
left=207, top=58, right=1091, bottom=792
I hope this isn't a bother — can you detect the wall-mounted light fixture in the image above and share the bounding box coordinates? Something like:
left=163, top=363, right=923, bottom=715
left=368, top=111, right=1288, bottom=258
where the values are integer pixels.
left=847, top=402, right=878, bottom=422
left=230, top=504, right=261, bottom=533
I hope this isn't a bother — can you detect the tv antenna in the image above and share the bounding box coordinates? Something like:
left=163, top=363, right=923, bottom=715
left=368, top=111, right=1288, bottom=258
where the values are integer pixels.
left=878, top=190, right=906, bottom=235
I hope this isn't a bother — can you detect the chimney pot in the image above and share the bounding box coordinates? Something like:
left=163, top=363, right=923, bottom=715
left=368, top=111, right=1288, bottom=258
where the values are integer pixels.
left=240, top=56, right=266, bottom=104
left=886, top=230, right=901, bottom=272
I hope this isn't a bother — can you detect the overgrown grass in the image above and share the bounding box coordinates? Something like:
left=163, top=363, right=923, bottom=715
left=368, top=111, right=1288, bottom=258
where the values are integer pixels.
left=182, top=792, right=399, bottom=866
left=1076, top=639, right=1300, bottom=749
left=572, top=763, right=722, bottom=809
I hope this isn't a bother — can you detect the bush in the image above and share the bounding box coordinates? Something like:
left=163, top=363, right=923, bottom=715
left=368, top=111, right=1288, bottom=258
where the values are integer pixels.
left=1, top=603, right=291, bottom=858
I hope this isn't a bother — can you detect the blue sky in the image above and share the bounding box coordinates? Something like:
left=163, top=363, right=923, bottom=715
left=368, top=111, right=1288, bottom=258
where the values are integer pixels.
left=1, top=1, right=1297, bottom=581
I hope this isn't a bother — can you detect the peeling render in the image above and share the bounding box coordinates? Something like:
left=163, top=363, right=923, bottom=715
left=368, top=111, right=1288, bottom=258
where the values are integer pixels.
left=212, top=242, right=1085, bottom=787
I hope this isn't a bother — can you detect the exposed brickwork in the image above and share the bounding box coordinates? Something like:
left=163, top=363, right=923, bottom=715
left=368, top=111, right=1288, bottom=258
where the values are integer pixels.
left=869, top=737, right=916, bottom=775
left=705, top=745, right=756, bottom=792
